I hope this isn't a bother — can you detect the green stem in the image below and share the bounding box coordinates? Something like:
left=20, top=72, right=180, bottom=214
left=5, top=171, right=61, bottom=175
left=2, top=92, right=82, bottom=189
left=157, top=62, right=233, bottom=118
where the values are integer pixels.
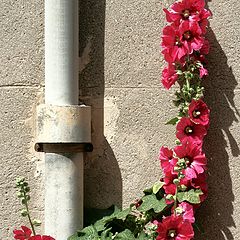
left=23, top=192, right=36, bottom=236
left=173, top=185, right=178, bottom=216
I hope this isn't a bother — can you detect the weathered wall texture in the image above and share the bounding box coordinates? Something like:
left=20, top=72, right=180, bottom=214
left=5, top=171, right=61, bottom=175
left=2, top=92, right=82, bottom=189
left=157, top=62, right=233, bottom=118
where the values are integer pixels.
left=0, top=0, right=239, bottom=239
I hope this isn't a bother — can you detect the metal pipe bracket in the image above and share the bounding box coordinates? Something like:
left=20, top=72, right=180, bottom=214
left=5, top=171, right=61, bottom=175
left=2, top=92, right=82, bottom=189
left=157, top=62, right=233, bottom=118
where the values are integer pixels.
left=35, top=104, right=92, bottom=153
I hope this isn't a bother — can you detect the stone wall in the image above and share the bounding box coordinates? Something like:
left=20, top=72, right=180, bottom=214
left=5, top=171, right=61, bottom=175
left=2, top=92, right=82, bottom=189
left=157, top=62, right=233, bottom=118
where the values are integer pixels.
left=0, top=0, right=239, bottom=239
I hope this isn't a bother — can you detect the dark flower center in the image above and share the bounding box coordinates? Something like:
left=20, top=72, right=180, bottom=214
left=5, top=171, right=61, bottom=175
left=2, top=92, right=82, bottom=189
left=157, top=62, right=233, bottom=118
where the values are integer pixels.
left=168, top=229, right=177, bottom=239
left=183, top=31, right=192, bottom=41
left=192, top=109, right=201, bottom=118
left=185, top=126, right=193, bottom=135
left=184, top=157, right=191, bottom=167
left=175, top=36, right=182, bottom=47
left=182, top=9, right=190, bottom=19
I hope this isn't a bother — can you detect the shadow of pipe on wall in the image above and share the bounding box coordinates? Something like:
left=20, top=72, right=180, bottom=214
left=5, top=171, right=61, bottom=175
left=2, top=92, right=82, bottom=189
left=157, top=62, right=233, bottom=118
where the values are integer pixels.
left=78, top=0, right=123, bottom=223
left=195, top=26, right=239, bottom=240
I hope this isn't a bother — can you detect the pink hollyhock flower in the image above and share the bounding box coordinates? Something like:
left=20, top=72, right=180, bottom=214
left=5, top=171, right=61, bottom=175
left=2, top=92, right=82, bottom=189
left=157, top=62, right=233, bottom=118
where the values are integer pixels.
left=178, top=202, right=195, bottom=223
left=159, top=146, right=178, bottom=174
left=188, top=99, right=210, bottom=126
left=13, top=226, right=32, bottom=240
left=174, top=140, right=207, bottom=180
left=162, top=24, right=189, bottom=63
left=156, top=215, right=194, bottom=240
left=163, top=0, right=206, bottom=24
left=179, top=20, right=204, bottom=54
left=162, top=64, right=178, bottom=89
left=176, top=117, right=207, bottom=144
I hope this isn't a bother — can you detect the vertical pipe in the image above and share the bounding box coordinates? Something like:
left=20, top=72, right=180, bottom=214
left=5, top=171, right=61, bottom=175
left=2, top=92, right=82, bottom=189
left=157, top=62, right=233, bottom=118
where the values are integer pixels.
left=44, top=0, right=83, bottom=239
left=45, top=0, right=78, bottom=105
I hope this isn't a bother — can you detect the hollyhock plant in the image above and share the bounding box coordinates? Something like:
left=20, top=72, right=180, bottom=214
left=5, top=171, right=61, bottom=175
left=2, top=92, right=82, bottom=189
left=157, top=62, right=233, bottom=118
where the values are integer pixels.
left=188, top=99, right=210, bottom=125
left=159, top=146, right=178, bottom=174
left=162, top=64, right=178, bottom=89
left=176, top=117, right=207, bottom=144
left=13, top=178, right=55, bottom=240
left=174, top=140, right=207, bottom=180
left=156, top=215, right=194, bottom=240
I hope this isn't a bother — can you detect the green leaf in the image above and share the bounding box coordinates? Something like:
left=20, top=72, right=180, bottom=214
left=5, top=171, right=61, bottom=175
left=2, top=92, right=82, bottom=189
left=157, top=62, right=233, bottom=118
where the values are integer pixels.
left=138, top=194, right=167, bottom=213
left=143, top=187, right=153, bottom=195
left=114, top=229, right=136, bottom=239
left=68, top=225, right=99, bottom=240
left=84, top=205, right=116, bottom=226
left=101, top=228, right=113, bottom=239
left=177, top=189, right=203, bottom=204
left=152, top=181, right=165, bottom=194
left=113, top=207, right=132, bottom=220
left=93, top=207, right=131, bottom=232
left=165, top=117, right=179, bottom=125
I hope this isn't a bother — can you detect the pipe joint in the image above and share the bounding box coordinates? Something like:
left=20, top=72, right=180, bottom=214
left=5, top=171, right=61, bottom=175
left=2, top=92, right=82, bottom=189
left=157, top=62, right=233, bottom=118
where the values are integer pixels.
left=35, top=104, right=92, bottom=153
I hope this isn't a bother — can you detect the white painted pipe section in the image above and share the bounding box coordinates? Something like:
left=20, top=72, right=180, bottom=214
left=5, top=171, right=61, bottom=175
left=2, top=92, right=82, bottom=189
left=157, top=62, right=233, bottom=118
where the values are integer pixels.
left=45, top=0, right=79, bottom=105
left=44, top=0, right=83, bottom=239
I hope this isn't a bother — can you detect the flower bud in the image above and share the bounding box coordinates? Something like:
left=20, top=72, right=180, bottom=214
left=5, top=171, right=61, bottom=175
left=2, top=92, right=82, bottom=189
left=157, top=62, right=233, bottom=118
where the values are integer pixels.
left=33, top=219, right=42, bottom=227
left=25, top=195, right=31, bottom=201
left=174, top=166, right=182, bottom=172
left=20, top=209, right=28, bottom=217
left=173, top=179, right=180, bottom=185
left=166, top=194, right=174, bottom=201
left=17, top=192, right=24, bottom=198
left=21, top=199, right=27, bottom=205
left=180, top=184, right=187, bottom=191
left=175, top=207, right=183, bottom=215
left=24, top=186, right=30, bottom=193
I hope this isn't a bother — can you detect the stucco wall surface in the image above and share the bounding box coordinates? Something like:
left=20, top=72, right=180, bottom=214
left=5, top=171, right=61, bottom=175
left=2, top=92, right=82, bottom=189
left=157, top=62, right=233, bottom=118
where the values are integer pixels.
left=0, top=0, right=240, bottom=239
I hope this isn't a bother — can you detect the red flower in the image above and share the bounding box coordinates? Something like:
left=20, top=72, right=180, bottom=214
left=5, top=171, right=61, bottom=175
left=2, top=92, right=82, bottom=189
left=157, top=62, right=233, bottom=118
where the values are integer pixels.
left=163, top=172, right=178, bottom=196
left=29, top=236, right=55, bottom=240
left=176, top=117, right=207, bottom=144
left=188, top=99, right=210, bottom=126
left=191, top=172, right=208, bottom=203
left=163, top=172, right=189, bottom=196
left=174, top=140, right=207, bottom=180
left=198, top=9, right=211, bottom=34
left=162, top=64, right=178, bottom=89
left=200, top=39, right=210, bottom=55
left=156, top=215, right=194, bottom=240
left=162, top=24, right=189, bottom=63
left=159, top=146, right=177, bottom=174
left=179, top=20, right=204, bottom=54
left=164, top=0, right=210, bottom=26
left=13, top=226, right=32, bottom=240
left=13, top=226, right=55, bottom=240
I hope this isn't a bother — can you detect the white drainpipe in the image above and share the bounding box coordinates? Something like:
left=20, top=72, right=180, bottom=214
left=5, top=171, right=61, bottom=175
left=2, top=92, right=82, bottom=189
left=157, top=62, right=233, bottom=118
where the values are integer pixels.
left=34, top=0, right=92, bottom=239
